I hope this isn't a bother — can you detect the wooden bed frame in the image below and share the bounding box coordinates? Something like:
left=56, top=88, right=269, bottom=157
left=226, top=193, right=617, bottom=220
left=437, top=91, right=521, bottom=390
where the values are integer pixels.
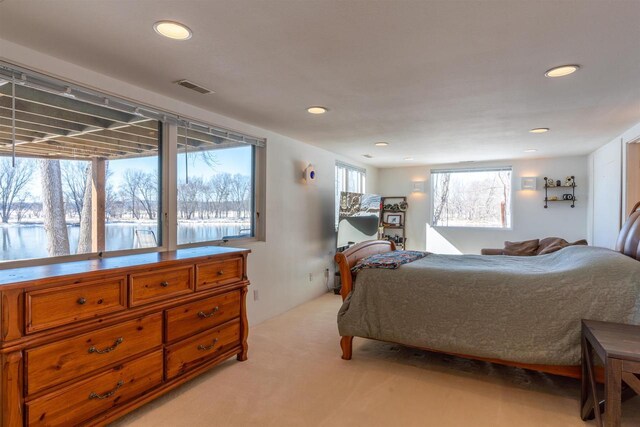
left=335, top=201, right=640, bottom=380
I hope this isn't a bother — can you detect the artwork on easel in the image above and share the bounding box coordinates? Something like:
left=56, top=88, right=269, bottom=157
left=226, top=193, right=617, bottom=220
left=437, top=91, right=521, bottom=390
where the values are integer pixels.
left=339, top=192, right=381, bottom=219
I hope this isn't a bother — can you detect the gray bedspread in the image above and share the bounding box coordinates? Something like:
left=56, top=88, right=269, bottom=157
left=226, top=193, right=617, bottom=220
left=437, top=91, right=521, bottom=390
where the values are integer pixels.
left=337, top=246, right=640, bottom=365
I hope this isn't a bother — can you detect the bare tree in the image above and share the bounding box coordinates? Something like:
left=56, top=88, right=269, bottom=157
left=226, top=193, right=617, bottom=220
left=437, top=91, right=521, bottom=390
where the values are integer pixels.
left=230, top=174, right=250, bottom=218
left=77, top=165, right=93, bottom=254
left=0, top=158, right=35, bottom=223
left=138, top=172, right=158, bottom=220
left=210, top=173, right=232, bottom=218
left=432, top=173, right=451, bottom=226
left=39, top=159, right=70, bottom=256
left=14, top=191, right=31, bottom=222
left=121, top=169, right=142, bottom=220
left=61, top=161, right=90, bottom=221
left=178, top=177, right=204, bottom=220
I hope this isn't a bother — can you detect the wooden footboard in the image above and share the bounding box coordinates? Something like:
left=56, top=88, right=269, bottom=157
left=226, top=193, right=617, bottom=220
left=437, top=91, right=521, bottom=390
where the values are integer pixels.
left=334, top=240, right=396, bottom=301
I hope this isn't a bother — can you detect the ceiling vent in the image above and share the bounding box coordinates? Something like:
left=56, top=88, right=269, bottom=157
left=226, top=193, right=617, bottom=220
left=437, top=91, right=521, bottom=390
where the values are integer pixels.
left=175, top=79, right=214, bottom=94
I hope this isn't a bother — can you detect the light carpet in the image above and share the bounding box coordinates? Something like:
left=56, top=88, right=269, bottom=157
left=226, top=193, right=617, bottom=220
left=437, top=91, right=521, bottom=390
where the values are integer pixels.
left=112, top=293, right=640, bottom=427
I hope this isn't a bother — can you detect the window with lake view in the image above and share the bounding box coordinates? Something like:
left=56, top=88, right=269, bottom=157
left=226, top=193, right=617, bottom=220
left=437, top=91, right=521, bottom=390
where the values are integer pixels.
left=177, top=140, right=254, bottom=244
left=0, top=64, right=263, bottom=265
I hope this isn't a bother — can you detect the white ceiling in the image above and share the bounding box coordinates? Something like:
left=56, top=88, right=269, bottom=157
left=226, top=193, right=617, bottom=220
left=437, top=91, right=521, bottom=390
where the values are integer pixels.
left=1, top=0, right=639, bottom=167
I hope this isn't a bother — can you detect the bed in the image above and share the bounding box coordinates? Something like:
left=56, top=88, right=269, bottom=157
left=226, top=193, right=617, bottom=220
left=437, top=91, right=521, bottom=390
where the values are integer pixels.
left=335, top=203, right=640, bottom=379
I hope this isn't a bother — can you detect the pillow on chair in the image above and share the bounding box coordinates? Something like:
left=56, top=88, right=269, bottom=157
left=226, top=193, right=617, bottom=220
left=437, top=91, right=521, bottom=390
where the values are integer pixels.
left=503, top=239, right=539, bottom=256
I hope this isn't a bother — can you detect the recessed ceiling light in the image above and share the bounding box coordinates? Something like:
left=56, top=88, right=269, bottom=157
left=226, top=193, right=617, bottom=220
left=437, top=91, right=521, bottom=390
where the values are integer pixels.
left=307, top=106, right=328, bottom=114
left=524, top=149, right=538, bottom=153
left=375, top=142, right=389, bottom=147
left=529, top=128, right=549, bottom=134
left=153, top=21, right=192, bottom=40
left=545, top=65, right=580, bottom=78
left=404, top=157, right=414, bottom=161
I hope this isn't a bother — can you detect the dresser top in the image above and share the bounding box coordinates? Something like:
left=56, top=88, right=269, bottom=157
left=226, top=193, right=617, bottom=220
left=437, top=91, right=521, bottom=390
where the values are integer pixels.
left=0, top=246, right=250, bottom=288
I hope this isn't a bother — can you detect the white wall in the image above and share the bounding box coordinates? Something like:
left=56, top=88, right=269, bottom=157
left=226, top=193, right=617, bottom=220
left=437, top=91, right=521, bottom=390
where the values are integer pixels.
left=378, top=156, right=589, bottom=254
left=587, top=121, right=640, bottom=248
left=0, top=39, right=378, bottom=326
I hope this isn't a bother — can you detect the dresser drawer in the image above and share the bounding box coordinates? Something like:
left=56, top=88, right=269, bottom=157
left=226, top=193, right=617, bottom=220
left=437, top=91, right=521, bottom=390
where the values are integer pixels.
left=165, top=319, right=241, bottom=379
left=129, top=265, right=194, bottom=307
left=26, top=350, right=163, bottom=427
left=26, top=313, right=162, bottom=395
left=26, top=276, right=127, bottom=333
left=165, top=291, right=241, bottom=342
left=195, top=257, right=243, bottom=290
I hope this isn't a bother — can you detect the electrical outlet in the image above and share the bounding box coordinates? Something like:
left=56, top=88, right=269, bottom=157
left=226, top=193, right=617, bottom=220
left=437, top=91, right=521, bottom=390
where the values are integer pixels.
left=253, top=290, right=259, bottom=301
left=309, top=273, right=313, bottom=282
left=324, top=268, right=329, bottom=278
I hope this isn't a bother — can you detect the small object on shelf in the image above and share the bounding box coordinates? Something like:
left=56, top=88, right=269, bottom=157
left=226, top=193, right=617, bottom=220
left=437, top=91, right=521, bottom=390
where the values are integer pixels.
left=380, top=196, right=408, bottom=249
left=386, top=214, right=402, bottom=225
left=544, top=176, right=576, bottom=208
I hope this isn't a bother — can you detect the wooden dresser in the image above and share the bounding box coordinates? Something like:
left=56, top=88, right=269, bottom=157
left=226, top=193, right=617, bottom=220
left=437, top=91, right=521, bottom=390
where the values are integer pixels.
left=0, top=246, right=250, bottom=426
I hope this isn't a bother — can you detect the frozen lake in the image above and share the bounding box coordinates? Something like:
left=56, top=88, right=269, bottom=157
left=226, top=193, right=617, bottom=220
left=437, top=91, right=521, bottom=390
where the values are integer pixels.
left=0, top=222, right=250, bottom=261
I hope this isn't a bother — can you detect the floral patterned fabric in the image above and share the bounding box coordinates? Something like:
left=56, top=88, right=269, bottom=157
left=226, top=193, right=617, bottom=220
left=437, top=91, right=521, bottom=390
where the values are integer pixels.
left=351, top=250, right=429, bottom=272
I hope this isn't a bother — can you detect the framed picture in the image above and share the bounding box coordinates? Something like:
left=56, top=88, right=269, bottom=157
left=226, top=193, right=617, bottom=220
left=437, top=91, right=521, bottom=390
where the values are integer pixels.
left=386, top=214, right=402, bottom=226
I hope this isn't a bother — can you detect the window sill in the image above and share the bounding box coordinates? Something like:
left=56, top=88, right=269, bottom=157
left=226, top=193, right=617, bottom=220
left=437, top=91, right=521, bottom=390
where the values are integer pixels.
left=431, top=225, right=513, bottom=231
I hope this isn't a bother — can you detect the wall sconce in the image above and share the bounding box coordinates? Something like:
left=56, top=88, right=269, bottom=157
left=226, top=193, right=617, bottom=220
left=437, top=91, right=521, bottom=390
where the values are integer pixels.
left=412, top=181, right=426, bottom=193
left=521, top=177, right=537, bottom=191
left=303, top=164, right=316, bottom=184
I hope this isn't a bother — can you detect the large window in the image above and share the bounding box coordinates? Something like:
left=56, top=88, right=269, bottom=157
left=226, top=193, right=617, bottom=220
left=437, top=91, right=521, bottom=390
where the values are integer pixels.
left=431, top=167, right=512, bottom=228
left=177, top=135, right=254, bottom=244
left=0, top=79, right=161, bottom=262
left=335, top=162, right=366, bottom=227
left=0, top=63, right=263, bottom=265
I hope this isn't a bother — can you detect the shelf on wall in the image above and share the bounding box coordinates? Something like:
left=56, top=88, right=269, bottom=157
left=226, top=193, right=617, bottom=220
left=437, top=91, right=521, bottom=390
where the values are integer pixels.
left=543, top=175, right=576, bottom=208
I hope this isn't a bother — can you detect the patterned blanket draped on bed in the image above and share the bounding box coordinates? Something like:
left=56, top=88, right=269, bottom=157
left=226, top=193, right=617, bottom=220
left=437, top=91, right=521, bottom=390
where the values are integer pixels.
left=337, top=246, right=640, bottom=365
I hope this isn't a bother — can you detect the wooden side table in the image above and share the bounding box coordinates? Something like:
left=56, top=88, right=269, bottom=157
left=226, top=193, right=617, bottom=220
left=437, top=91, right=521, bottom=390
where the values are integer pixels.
left=581, top=320, right=640, bottom=427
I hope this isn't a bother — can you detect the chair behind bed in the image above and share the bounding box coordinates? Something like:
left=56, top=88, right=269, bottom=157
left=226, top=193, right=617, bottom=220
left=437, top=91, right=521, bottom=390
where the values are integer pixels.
left=616, top=201, right=640, bottom=261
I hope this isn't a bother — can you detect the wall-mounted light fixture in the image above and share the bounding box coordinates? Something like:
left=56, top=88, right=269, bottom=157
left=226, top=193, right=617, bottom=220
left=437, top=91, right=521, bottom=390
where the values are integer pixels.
left=521, top=177, right=537, bottom=191
left=412, top=181, right=426, bottom=193
left=304, top=164, right=316, bottom=184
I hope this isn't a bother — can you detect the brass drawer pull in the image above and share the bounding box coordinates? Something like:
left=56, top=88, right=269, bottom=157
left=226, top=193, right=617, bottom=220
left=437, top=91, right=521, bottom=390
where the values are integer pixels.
left=89, top=380, right=124, bottom=400
left=197, top=306, right=220, bottom=319
left=89, top=337, right=124, bottom=354
left=217, top=270, right=224, bottom=276
left=197, top=338, right=219, bottom=351
left=160, top=281, right=169, bottom=288
left=77, top=297, right=87, bottom=305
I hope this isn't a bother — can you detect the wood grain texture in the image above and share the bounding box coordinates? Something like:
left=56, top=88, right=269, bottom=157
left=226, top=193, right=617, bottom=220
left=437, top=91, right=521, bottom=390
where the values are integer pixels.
left=334, top=240, right=396, bottom=301
left=195, top=256, right=243, bottom=291
left=0, top=351, right=23, bottom=427
left=26, top=350, right=163, bottom=427
left=1, top=290, right=23, bottom=342
left=0, top=246, right=250, bottom=426
left=26, top=276, right=127, bottom=333
left=25, top=313, right=162, bottom=396
left=164, top=291, right=240, bottom=343
left=0, top=246, right=250, bottom=289
left=165, top=319, right=240, bottom=380
left=237, top=286, right=249, bottom=362
left=129, top=265, right=194, bottom=307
